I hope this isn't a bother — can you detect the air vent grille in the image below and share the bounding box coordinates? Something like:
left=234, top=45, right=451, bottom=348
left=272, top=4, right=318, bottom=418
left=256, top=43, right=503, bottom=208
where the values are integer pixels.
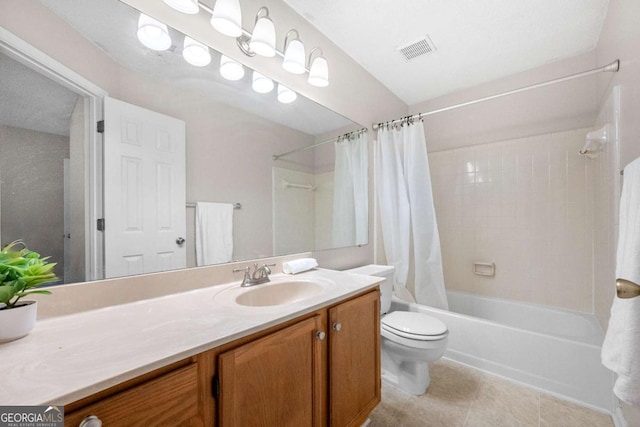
left=396, top=35, right=436, bottom=61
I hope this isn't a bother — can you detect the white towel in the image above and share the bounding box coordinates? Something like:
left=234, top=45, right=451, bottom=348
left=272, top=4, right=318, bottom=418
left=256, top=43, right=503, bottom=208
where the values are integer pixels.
left=282, top=258, right=318, bottom=274
left=195, top=202, right=233, bottom=266
left=602, top=156, right=640, bottom=406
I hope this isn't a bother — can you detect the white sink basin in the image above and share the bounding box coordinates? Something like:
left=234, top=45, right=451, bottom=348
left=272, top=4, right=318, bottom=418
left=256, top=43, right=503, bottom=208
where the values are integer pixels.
left=214, top=276, right=336, bottom=308
left=236, top=280, right=325, bottom=307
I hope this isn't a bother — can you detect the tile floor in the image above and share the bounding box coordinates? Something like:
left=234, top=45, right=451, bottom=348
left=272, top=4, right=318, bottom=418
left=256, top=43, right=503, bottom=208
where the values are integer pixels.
left=368, top=359, right=614, bottom=427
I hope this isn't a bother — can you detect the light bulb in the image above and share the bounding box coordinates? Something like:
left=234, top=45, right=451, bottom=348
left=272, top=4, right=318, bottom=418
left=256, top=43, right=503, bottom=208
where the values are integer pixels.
left=308, top=56, right=329, bottom=87
left=210, top=0, right=242, bottom=37
left=277, top=84, right=297, bottom=103
left=183, top=37, right=211, bottom=67
left=220, top=55, right=244, bottom=81
left=282, top=38, right=306, bottom=74
left=249, top=12, right=276, bottom=57
left=137, top=13, right=172, bottom=51
left=163, top=0, right=199, bottom=14
left=252, top=71, right=274, bottom=93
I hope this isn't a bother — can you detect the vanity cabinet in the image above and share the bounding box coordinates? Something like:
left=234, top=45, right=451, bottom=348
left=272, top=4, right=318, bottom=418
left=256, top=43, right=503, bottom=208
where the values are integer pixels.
left=328, top=290, right=381, bottom=427
left=64, top=360, right=207, bottom=426
left=64, top=288, right=379, bottom=427
left=215, top=289, right=380, bottom=427
left=217, top=315, right=326, bottom=426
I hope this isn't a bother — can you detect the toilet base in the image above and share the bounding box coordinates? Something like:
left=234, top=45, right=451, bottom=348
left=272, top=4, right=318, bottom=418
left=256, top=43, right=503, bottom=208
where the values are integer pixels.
left=381, top=345, right=431, bottom=395
left=381, top=368, right=431, bottom=395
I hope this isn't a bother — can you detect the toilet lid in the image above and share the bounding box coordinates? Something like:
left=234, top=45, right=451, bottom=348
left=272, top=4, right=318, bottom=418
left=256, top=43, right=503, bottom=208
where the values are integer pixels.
left=381, top=311, right=447, bottom=339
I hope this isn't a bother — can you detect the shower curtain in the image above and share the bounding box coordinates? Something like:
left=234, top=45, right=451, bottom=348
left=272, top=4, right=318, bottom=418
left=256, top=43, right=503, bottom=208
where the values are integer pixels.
left=375, top=123, right=448, bottom=309
left=332, top=132, right=368, bottom=247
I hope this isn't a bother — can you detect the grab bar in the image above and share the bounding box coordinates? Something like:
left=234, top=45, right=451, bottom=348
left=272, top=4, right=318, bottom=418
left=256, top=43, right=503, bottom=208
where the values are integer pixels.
left=616, top=279, right=640, bottom=299
left=282, top=180, right=316, bottom=191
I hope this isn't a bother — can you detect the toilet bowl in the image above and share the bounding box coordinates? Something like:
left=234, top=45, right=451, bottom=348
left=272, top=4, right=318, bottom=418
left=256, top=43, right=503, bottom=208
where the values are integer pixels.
left=346, top=264, right=448, bottom=395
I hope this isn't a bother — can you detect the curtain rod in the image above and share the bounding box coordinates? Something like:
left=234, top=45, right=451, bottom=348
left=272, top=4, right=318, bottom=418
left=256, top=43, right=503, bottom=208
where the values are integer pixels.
left=372, top=60, right=620, bottom=131
left=272, top=127, right=368, bottom=160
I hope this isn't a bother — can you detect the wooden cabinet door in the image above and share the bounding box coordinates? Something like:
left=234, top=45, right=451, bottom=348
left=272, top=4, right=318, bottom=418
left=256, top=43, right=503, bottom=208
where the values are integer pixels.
left=64, top=364, right=201, bottom=427
left=328, top=290, right=381, bottom=427
left=218, top=315, right=325, bottom=427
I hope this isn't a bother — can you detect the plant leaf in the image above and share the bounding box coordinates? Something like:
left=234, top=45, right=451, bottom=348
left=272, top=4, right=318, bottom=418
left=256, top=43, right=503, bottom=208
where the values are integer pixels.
left=0, top=285, right=17, bottom=304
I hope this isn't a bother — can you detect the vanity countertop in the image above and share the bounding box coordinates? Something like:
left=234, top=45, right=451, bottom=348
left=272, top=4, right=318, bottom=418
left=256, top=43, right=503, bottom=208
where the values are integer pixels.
left=0, top=268, right=382, bottom=406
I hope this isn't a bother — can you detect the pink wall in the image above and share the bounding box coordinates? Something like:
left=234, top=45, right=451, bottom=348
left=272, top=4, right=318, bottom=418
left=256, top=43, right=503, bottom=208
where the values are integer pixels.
left=409, top=52, right=599, bottom=152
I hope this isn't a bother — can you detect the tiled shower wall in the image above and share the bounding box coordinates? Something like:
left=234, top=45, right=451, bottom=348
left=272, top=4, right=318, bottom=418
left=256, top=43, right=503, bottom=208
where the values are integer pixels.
left=430, top=128, right=595, bottom=313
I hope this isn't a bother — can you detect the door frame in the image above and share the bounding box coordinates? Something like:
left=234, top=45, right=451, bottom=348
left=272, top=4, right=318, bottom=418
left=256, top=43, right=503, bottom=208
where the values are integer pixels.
left=0, top=27, right=108, bottom=281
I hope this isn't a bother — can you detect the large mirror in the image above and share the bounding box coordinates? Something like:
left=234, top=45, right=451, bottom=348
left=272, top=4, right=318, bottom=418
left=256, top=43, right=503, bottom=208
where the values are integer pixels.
left=0, top=0, right=367, bottom=284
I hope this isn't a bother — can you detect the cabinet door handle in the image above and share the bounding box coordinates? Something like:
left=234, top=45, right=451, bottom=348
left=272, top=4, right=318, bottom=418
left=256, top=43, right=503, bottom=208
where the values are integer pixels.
left=332, top=322, right=342, bottom=332
left=315, top=331, right=326, bottom=341
left=79, top=415, right=102, bottom=427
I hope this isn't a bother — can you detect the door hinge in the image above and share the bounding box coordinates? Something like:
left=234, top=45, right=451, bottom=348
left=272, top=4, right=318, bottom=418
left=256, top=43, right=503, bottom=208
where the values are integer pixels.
left=211, top=374, right=220, bottom=399
left=97, top=120, right=104, bottom=133
left=97, top=218, right=105, bottom=231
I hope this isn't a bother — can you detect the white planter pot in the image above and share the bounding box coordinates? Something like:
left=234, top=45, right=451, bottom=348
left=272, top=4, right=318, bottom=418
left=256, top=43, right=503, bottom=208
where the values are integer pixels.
left=0, top=301, right=37, bottom=343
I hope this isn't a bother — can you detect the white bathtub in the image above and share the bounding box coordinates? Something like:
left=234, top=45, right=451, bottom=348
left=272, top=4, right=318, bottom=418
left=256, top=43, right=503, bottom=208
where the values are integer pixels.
left=390, top=290, right=614, bottom=412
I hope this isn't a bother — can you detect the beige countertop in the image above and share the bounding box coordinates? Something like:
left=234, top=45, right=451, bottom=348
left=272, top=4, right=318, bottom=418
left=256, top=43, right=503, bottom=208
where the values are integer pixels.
left=0, top=268, right=381, bottom=406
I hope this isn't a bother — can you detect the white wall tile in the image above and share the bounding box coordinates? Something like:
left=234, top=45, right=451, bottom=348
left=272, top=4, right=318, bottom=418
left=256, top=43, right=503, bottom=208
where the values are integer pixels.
left=432, top=127, right=595, bottom=313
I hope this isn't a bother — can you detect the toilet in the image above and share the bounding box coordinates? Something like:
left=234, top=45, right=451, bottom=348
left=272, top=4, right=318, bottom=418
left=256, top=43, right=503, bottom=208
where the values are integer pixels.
left=347, top=264, right=448, bottom=395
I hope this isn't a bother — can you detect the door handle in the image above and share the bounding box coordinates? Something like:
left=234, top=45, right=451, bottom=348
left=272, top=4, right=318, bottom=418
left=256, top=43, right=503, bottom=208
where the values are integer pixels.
left=176, top=237, right=185, bottom=246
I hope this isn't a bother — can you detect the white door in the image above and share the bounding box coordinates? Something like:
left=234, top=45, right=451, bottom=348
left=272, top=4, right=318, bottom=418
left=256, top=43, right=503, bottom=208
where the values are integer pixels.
left=103, top=97, right=186, bottom=278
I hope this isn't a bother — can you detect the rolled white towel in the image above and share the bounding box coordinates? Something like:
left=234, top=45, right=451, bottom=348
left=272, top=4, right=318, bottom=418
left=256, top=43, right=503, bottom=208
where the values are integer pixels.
left=283, top=258, right=318, bottom=274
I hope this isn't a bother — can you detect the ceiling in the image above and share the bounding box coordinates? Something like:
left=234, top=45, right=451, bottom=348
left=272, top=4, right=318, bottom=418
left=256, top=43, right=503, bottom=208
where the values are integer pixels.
left=0, top=52, right=78, bottom=136
left=284, top=0, right=610, bottom=105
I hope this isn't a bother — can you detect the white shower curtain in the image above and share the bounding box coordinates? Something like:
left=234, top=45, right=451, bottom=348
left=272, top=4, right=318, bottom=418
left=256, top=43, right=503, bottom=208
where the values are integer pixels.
left=375, top=123, right=448, bottom=309
left=332, top=132, right=368, bottom=247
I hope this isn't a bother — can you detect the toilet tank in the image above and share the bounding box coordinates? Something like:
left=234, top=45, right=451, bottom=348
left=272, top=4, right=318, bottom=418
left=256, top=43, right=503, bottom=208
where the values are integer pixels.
left=345, top=264, right=395, bottom=313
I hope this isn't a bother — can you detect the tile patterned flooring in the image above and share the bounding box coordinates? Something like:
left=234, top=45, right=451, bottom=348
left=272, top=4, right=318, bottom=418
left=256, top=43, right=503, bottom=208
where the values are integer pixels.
left=368, top=359, right=614, bottom=427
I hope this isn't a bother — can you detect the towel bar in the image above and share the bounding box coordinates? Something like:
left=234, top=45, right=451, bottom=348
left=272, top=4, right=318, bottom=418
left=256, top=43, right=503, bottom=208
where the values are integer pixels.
left=186, top=202, right=242, bottom=209
left=616, top=279, right=640, bottom=299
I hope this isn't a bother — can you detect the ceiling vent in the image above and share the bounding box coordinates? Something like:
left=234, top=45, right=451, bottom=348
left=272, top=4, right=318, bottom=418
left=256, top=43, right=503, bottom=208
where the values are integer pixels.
left=396, top=35, right=437, bottom=61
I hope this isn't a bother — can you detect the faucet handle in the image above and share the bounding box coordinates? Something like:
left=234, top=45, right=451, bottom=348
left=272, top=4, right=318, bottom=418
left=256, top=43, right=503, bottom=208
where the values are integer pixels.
left=261, top=263, right=276, bottom=274
left=233, top=266, right=252, bottom=286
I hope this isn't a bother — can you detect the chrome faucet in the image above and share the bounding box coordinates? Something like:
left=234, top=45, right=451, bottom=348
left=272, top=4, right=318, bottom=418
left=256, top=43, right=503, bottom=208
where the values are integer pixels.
left=233, top=263, right=276, bottom=287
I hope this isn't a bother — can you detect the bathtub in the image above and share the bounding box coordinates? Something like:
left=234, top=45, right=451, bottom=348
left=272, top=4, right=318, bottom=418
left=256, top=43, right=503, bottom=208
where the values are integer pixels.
left=390, top=290, right=614, bottom=412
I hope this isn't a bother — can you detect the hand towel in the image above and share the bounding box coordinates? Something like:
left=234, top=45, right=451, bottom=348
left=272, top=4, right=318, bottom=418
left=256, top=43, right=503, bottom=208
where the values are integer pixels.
left=195, top=202, right=233, bottom=266
left=602, top=156, right=640, bottom=406
left=282, top=258, right=318, bottom=274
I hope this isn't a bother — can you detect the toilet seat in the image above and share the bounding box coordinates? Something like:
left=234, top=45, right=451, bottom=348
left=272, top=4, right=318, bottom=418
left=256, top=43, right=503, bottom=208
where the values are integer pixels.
left=381, top=311, right=448, bottom=341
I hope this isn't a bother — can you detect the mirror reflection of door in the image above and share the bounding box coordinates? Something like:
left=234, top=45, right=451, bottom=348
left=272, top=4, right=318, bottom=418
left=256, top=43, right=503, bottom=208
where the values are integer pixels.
left=103, top=97, right=186, bottom=279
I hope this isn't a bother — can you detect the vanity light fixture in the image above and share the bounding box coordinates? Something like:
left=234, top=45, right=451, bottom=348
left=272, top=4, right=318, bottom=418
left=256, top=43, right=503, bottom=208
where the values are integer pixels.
left=156, top=3, right=330, bottom=87
left=210, top=0, right=243, bottom=37
left=277, top=84, right=297, bottom=103
left=252, top=71, right=274, bottom=93
left=183, top=36, right=211, bottom=67
left=307, top=47, right=329, bottom=87
left=163, top=0, right=199, bottom=15
left=220, top=54, right=245, bottom=80
left=249, top=7, right=276, bottom=57
left=137, top=13, right=172, bottom=51
left=282, top=30, right=306, bottom=74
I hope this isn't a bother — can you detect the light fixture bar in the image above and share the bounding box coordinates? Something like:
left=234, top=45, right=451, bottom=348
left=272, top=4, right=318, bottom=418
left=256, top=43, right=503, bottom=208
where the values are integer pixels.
left=196, top=0, right=310, bottom=72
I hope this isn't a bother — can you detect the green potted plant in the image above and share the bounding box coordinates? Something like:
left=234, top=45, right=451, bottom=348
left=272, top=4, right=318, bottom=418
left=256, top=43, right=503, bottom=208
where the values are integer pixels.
left=0, top=240, right=58, bottom=342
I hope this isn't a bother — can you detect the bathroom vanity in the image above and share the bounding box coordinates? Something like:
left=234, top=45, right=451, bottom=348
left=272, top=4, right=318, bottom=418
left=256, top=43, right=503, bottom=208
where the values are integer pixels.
left=0, top=269, right=381, bottom=427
